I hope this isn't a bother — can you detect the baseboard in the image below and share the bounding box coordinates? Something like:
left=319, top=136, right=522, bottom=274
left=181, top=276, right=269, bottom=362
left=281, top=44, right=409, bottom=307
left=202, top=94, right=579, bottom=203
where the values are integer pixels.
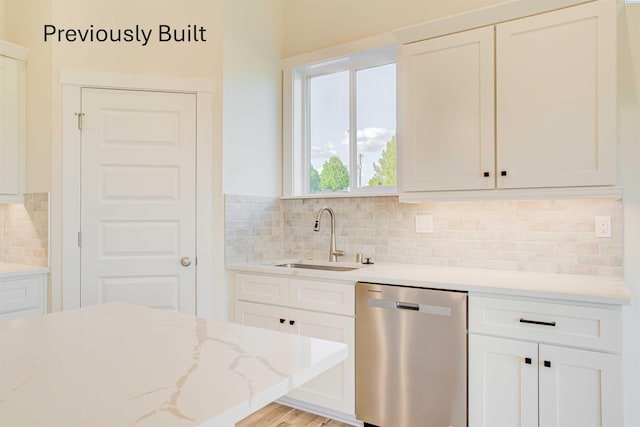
left=276, top=396, right=363, bottom=427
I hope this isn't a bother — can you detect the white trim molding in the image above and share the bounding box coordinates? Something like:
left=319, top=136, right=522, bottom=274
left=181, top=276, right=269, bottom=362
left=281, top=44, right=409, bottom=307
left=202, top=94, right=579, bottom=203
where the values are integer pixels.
left=282, top=33, right=397, bottom=70
left=59, top=69, right=215, bottom=93
left=0, top=40, right=30, bottom=61
left=55, top=70, right=220, bottom=319
left=399, top=186, right=624, bottom=203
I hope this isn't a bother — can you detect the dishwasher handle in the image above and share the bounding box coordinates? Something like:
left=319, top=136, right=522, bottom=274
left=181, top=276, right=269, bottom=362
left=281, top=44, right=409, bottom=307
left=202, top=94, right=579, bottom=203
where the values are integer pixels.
left=395, top=301, right=419, bottom=311
left=366, top=298, right=453, bottom=317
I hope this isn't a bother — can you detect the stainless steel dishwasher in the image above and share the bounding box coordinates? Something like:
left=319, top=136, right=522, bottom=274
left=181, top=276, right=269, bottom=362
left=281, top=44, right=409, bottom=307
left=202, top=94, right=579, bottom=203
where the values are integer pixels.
left=355, top=282, right=467, bottom=427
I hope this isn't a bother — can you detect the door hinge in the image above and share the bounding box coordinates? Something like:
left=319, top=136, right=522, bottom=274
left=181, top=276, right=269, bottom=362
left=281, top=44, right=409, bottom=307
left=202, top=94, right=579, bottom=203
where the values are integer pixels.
left=75, top=112, right=85, bottom=130
left=77, top=231, right=82, bottom=248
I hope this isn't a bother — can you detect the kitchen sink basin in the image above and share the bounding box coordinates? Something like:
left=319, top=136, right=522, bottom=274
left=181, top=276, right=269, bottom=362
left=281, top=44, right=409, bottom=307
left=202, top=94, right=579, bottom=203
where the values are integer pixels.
left=274, top=262, right=361, bottom=272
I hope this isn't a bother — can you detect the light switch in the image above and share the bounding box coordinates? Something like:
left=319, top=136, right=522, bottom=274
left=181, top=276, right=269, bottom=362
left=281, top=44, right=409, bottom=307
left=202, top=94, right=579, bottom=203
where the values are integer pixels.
left=416, top=215, right=433, bottom=234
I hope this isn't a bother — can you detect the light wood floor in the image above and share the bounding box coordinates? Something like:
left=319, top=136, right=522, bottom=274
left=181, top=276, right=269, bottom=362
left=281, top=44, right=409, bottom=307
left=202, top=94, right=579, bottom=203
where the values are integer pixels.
left=236, top=403, right=352, bottom=427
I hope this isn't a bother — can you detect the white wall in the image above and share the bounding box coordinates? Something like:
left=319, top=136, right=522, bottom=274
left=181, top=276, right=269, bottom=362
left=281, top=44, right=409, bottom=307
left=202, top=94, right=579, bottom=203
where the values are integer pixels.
left=618, top=1, right=640, bottom=425
left=5, top=0, right=223, bottom=193
left=4, top=0, right=53, bottom=193
left=0, top=0, right=6, bottom=39
left=282, top=0, right=504, bottom=57
left=223, top=0, right=283, bottom=197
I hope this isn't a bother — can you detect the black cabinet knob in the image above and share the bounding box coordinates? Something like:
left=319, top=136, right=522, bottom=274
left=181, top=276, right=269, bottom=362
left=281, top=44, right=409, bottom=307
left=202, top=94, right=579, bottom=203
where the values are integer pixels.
left=524, top=357, right=532, bottom=365
left=279, top=318, right=285, bottom=324
left=544, top=360, right=552, bottom=368
left=483, top=171, right=490, bottom=177
left=289, top=320, right=296, bottom=326
left=501, top=170, right=507, bottom=176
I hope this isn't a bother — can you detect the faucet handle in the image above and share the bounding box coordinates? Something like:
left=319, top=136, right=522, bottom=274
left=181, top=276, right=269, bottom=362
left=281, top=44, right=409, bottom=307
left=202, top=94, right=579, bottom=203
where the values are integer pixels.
left=333, top=250, right=345, bottom=259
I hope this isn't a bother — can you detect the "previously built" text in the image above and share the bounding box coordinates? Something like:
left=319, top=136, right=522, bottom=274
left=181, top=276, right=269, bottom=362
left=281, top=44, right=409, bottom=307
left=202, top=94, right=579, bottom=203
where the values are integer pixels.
left=43, top=24, right=207, bottom=46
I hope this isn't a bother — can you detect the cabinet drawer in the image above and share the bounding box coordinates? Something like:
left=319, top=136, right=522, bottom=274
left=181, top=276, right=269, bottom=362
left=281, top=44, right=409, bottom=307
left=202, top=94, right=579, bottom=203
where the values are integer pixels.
left=234, top=273, right=289, bottom=306
left=0, top=276, right=43, bottom=316
left=469, top=295, right=621, bottom=353
left=289, top=279, right=354, bottom=316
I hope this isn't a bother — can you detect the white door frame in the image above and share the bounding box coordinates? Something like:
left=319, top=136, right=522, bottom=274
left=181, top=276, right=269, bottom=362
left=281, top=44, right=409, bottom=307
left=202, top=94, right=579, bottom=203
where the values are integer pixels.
left=54, top=70, right=223, bottom=319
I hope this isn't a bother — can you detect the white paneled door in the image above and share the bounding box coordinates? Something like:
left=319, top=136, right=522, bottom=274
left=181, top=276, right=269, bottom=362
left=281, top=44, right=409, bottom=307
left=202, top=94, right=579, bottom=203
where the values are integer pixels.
left=80, top=88, right=196, bottom=314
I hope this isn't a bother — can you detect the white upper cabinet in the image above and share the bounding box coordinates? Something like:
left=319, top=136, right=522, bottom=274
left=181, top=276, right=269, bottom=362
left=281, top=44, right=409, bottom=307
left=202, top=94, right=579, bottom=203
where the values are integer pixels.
left=400, top=26, right=495, bottom=192
left=398, top=0, right=616, bottom=198
left=496, top=0, right=616, bottom=189
left=0, top=41, right=28, bottom=204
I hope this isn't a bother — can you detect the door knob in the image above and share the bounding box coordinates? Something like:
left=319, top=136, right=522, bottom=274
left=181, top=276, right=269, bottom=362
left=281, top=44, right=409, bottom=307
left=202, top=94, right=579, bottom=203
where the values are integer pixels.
left=180, top=256, right=192, bottom=267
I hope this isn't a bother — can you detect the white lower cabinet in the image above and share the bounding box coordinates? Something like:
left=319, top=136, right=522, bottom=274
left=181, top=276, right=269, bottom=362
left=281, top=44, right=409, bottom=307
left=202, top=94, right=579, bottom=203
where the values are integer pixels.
left=0, top=271, right=48, bottom=322
left=469, top=295, right=622, bottom=427
left=234, top=273, right=355, bottom=416
left=469, top=335, right=538, bottom=427
left=283, top=308, right=354, bottom=413
left=537, top=343, right=621, bottom=427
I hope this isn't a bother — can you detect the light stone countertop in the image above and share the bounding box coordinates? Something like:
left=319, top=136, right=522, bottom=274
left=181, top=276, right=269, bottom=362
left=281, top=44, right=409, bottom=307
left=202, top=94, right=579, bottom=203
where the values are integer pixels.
left=0, top=303, right=347, bottom=427
left=0, top=262, right=49, bottom=278
left=226, top=260, right=632, bottom=305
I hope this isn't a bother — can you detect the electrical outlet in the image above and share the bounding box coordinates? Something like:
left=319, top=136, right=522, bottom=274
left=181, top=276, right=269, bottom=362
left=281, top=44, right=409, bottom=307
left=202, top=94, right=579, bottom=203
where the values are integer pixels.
left=595, top=216, right=612, bottom=238
left=416, top=215, right=433, bottom=233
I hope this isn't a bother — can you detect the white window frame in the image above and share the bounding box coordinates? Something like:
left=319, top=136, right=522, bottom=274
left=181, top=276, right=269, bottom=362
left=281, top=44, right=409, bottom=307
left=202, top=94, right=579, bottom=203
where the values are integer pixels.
left=282, top=34, right=398, bottom=198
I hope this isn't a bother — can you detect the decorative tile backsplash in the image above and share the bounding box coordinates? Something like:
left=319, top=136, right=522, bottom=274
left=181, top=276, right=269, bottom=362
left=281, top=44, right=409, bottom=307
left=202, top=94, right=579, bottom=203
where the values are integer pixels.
left=283, top=197, right=623, bottom=276
left=225, top=194, right=283, bottom=264
left=226, top=194, right=623, bottom=277
left=0, top=193, right=49, bottom=267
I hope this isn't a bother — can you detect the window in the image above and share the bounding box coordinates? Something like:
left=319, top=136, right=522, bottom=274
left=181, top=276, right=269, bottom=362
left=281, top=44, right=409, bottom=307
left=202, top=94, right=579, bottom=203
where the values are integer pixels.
left=283, top=45, right=397, bottom=197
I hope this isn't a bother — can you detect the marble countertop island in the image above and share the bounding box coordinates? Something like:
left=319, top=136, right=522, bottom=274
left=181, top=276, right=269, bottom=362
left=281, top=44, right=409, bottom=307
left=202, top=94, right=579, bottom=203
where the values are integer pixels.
left=0, top=303, right=347, bottom=427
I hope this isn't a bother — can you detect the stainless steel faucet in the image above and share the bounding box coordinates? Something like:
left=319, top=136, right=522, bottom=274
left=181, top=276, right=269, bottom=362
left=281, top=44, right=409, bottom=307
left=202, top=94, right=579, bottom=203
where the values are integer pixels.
left=313, top=206, right=344, bottom=262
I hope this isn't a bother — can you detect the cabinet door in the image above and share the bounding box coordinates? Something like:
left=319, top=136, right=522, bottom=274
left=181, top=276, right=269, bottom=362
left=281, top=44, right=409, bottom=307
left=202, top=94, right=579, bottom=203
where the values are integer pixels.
left=287, top=308, right=355, bottom=415
left=0, top=55, right=24, bottom=201
left=235, top=301, right=288, bottom=333
left=469, top=335, right=538, bottom=427
left=400, top=26, right=495, bottom=192
left=538, top=344, right=622, bottom=427
left=496, top=0, right=615, bottom=189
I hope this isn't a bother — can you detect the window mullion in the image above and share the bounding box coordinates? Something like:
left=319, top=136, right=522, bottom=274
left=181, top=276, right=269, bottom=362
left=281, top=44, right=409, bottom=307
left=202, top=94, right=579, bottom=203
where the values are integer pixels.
left=349, top=68, right=358, bottom=191
left=303, top=75, right=311, bottom=194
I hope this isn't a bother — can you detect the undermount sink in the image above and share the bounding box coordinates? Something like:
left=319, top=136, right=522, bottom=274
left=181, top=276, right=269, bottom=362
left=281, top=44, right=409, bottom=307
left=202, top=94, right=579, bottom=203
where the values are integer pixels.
left=274, top=262, right=361, bottom=272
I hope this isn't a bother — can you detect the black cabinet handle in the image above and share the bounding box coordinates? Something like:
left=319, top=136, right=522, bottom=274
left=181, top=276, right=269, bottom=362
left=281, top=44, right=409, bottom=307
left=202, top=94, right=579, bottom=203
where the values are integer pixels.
left=519, top=318, right=556, bottom=327
left=289, top=320, right=295, bottom=325
left=501, top=170, right=507, bottom=176
left=524, top=357, right=532, bottom=365
left=483, top=171, right=490, bottom=177
left=279, top=318, right=285, bottom=324
left=544, top=360, right=552, bottom=368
